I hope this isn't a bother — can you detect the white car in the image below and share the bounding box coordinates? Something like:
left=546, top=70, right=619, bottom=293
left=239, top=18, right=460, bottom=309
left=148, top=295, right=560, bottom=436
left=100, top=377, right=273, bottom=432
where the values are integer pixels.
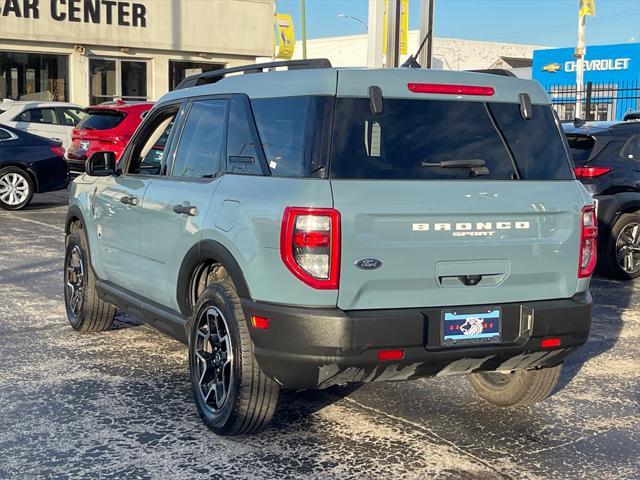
left=0, top=100, right=85, bottom=149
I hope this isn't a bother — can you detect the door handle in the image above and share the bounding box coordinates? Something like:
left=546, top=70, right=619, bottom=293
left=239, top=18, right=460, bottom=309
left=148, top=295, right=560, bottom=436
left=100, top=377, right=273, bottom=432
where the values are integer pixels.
left=173, top=204, right=198, bottom=216
left=120, top=195, right=139, bottom=206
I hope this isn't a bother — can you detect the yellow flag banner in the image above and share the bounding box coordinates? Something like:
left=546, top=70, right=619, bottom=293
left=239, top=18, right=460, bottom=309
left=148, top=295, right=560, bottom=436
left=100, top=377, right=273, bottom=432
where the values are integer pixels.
left=275, top=13, right=295, bottom=59
left=579, top=0, right=595, bottom=17
left=383, top=0, right=409, bottom=55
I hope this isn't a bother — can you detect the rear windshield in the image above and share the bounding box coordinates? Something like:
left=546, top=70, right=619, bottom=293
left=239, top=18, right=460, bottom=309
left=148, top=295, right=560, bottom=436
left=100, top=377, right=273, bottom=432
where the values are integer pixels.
left=330, top=98, right=574, bottom=180
left=77, top=110, right=125, bottom=131
left=565, top=134, right=595, bottom=164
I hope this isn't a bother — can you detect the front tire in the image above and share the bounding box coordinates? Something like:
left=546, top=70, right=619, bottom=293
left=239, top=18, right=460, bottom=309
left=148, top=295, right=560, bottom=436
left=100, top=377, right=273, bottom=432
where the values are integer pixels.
left=188, top=280, right=279, bottom=435
left=64, top=228, right=116, bottom=332
left=600, top=213, right=640, bottom=280
left=0, top=166, right=34, bottom=211
left=467, top=364, right=562, bottom=407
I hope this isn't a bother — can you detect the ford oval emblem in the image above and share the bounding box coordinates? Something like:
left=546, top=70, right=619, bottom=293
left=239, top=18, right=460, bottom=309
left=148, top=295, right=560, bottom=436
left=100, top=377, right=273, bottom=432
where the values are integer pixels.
left=355, top=258, right=383, bottom=270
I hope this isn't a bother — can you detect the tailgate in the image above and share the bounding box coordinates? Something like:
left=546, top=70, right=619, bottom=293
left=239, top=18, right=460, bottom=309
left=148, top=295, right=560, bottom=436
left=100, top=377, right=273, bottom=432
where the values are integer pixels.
left=333, top=180, right=585, bottom=310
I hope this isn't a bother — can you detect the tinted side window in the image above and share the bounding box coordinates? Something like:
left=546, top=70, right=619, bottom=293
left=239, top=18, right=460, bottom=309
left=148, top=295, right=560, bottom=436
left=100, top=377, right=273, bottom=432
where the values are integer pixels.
left=227, top=97, right=262, bottom=175
left=488, top=103, right=573, bottom=180
left=0, top=129, right=12, bottom=140
left=129, top=110, right=178, bottom=175
left=61, top=108, right=86, bottom=126
left=172, top=99, right=226, bottom=179
left=621, top=134, right=640, bottom=160
left=251, top=96, right=332, bottom=178
left=17, top=108, right=58, bottom=124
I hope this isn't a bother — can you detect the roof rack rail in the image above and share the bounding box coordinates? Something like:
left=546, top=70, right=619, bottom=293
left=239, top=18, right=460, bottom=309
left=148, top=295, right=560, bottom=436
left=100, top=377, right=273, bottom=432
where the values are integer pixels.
left=467, top=69, right=517, bottom=77
left=175, top=58, right=333, bottom=90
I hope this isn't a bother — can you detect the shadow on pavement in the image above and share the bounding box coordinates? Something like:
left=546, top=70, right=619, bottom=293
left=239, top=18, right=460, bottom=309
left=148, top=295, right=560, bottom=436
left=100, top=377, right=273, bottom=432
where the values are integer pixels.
left=555, top=275, right=633, bottom=392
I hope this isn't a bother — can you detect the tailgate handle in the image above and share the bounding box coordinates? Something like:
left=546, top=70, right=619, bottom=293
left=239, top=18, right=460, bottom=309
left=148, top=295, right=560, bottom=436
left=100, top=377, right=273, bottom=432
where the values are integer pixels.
left=458, top=275, right=482, bottom=286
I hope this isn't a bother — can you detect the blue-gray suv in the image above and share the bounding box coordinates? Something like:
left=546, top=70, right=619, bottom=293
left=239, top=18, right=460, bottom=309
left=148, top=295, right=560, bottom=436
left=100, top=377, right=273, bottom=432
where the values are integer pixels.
left=64, top=60, right=595, bottom=435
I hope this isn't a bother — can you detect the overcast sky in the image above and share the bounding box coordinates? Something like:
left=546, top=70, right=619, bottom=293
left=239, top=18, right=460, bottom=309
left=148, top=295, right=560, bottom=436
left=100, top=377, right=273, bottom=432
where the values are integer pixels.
left=275, top=0, right=640, bottom=47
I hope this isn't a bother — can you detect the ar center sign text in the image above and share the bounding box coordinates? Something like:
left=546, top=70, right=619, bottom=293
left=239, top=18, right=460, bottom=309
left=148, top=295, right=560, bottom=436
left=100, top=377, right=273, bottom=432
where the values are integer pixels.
left=1, top=0, right=147, bottom=27
left=565, top=58, right=631, bottom=73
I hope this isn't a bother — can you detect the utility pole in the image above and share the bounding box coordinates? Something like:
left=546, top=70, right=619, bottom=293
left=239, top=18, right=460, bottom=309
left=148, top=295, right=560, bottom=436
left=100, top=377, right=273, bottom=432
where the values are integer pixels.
left=385, top=0, right=402, bottom=68
left=301, top=0, right=307, bottom=59
left=367, top=0, right=385, bottom=67
left=418, top=0, right=435, bottom=68
left=574, top=7, right=586, bottom=120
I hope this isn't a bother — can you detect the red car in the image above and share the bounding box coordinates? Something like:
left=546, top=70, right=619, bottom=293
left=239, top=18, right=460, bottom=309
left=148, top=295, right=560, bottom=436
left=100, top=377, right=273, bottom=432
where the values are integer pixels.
left=66, top=101, right=154, bottom=172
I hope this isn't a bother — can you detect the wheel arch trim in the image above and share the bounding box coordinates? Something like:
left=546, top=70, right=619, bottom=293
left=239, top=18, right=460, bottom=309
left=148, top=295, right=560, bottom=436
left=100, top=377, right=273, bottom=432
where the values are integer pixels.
left=177, top=239, right=252, bottom=317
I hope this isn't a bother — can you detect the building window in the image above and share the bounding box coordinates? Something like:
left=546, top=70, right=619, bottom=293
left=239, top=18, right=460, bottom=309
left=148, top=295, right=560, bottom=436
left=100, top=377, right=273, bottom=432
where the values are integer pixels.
left=169, top=61, right=224, bottom=90
left=0, top=52, right=68, bottom=101
left=89, top=58, right=148, bottom=105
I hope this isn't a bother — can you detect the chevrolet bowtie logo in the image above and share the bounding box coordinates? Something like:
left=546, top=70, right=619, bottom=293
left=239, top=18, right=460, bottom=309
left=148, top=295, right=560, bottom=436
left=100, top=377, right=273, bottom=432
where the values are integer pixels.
left=542, top=63, right=562, bottom=73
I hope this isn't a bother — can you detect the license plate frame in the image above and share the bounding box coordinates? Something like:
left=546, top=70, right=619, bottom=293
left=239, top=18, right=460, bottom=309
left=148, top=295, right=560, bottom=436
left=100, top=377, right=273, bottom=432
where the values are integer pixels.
left=441, top=307, right=502, bottom=346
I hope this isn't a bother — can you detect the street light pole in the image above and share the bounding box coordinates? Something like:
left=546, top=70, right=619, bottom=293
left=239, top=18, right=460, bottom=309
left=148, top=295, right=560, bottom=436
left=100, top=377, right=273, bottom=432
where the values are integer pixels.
left=574, top=7, right=586, bottom=120
left=301, top=0, right=307, bottom=60
left=337, top=14, right=368, bottom=31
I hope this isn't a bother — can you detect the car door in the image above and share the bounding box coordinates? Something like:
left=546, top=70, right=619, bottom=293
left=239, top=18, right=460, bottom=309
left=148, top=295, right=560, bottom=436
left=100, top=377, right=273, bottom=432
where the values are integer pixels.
left=16, top=107, right=65, bottom=143
left=138, top=97, right=231, bottom=311
left=92, top=103, right=181, bottom=294
left=56, top=107, right=86, bottom=148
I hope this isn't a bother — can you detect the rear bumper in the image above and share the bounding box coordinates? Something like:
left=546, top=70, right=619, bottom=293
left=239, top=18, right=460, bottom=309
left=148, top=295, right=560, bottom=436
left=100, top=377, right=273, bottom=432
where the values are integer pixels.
left=242, top=292, right=592, bottom=389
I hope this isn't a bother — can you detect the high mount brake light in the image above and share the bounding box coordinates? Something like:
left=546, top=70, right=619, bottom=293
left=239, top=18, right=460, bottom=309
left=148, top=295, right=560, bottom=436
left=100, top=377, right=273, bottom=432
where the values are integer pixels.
left=578, top=205, right=598, bottom=278
left=280, top=207, right=341, bottom=289
left=407, top=83, right=495, bottom=96
left=574, top=166, right=612, bottom=179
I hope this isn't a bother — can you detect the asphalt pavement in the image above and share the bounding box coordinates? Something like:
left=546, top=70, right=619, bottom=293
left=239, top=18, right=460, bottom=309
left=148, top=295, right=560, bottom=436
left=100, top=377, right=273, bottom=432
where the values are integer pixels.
left=0, top=189, right=638, bottom=480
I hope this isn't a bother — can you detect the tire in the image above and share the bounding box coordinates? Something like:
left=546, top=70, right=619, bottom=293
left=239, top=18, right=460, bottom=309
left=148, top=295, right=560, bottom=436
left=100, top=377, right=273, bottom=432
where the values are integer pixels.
left=600, top=212, right=640, bottom=280
left=0, top=166, right=34, bottom=211
left=188, top=280, right=279, bottom=435
left=64, top=227, right=116, bottom=332
left=467, top=364, right=562, bottom=407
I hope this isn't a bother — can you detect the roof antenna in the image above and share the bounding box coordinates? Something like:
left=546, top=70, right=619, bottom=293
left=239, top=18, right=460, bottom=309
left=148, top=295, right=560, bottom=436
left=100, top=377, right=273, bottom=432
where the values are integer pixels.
left=400, top=27, right=432, bottom=69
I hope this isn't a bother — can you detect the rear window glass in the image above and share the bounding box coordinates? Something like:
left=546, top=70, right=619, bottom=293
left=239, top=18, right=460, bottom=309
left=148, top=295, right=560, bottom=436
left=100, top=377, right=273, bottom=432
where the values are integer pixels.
left=330, top=98, right=573, bottom=181
left=566, top=134, right=595, bottom=164
left=78, top=110, right=125, bottom=131
left=251, top=96, right=333, bottom=178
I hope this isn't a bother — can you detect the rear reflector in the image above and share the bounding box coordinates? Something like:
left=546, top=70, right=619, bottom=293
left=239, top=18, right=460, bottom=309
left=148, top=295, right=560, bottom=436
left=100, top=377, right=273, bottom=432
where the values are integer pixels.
left=574, top=166, right=611, bottom=178
left=408, top=83, right=495, bottom=96
left=578, top=205, right=598, bottom=278
left=541, top=337, right=561, bottom=349
left=377, top=349, right=404, bottom=361
left=50, top=146, right=65, bottom=158
left=250, top=316, right=270, bottom=330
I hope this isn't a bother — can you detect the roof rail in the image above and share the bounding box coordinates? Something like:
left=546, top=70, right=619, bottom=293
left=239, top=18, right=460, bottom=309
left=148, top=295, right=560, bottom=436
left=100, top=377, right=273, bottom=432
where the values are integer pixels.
left=175, top=58, right=333, bottom=90
left=467, top=69, right=517, bottom=77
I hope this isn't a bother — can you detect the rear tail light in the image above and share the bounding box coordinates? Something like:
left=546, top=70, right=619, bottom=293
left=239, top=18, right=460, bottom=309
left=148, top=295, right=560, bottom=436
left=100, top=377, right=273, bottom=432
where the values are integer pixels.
left=50, top=146, right=65, bottom=158
left=281, top=207, right=341, bottom=289
left=578, top=205, right=598, bottom=278
left=574, top=166, right=611, bottom=178
left=408, top=83, right=495, bottom=96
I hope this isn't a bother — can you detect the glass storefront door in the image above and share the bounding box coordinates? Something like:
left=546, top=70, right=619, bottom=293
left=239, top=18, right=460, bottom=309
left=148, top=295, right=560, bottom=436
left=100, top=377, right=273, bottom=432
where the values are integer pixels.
left=89, top=58, right=148, bottom=105
left=0, top=52, right=69, bottom=101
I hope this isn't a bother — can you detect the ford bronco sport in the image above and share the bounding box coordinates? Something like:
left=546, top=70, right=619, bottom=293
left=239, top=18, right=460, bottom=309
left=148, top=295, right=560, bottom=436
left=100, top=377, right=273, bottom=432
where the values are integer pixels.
left=64, top=59, right=595, bottom=435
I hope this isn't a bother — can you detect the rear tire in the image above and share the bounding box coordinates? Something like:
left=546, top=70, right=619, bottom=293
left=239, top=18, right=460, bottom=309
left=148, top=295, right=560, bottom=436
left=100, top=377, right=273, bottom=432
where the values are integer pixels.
left=188, top=280, right=279, bottom=435
left=600, top=213, right=640, bottom=280
left=0, top=166, right=34, bottom=211
left=467, top=364, right=562, bottom=407
left=64, top=227, right=116, bottom=332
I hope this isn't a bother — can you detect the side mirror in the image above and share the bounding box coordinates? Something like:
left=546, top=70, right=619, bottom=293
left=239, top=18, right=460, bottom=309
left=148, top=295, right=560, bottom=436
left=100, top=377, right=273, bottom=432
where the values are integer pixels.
left=85, top=151, right=118, bottom=176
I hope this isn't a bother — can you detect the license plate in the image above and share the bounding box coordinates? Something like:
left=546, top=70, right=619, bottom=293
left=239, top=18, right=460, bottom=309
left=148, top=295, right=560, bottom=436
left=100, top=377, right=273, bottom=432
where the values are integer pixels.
left=79, top=141, right=90, bottom=151
left=442, top=307, right=501, bottom=346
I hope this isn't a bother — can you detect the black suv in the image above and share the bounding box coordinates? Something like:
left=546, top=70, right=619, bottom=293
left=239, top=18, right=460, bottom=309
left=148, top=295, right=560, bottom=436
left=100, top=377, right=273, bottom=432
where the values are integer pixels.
left=564, top=121, right=640, bottom=279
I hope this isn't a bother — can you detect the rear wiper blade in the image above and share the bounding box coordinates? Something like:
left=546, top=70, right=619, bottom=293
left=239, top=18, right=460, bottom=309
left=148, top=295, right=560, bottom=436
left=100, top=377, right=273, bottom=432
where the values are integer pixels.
left=421, top=159, right=486, bottom=168
left=421, top=159, right=489, bottom=176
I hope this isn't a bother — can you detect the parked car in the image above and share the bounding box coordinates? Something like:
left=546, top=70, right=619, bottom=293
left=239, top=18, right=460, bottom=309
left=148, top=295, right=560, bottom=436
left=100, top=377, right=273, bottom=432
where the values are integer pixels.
left=623, top=111, right=640, bottom=122
left=0, top=100, right=85, bottom=149
left=66, top=101, right=154, bottom=173
left=0, top=124, right=68, bottom=210
left=564, top=121, right=640, bottom=279
left=65, top=60, right=594, bottom=436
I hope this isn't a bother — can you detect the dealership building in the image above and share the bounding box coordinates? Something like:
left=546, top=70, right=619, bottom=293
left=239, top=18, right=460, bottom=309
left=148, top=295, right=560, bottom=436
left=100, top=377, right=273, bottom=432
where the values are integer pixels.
left=532, top=42, right=640, bottom=121
left=0, top=0, right=274, bottom=106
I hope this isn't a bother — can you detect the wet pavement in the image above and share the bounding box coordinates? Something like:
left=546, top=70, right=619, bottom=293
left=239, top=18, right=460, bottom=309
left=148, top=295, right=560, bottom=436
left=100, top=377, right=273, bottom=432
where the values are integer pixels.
left=0, top=190, right=638, bottom=479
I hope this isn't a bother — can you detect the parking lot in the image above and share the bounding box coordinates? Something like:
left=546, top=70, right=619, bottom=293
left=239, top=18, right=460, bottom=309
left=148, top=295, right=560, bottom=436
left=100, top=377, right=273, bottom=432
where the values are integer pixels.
left=0, top=190, right=638, bottom=480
